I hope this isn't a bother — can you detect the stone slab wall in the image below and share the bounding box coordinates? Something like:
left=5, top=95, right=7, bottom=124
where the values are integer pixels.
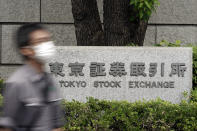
left=0, top=0, right=197, bottom=80
left=45, top=47, right=192, bottom=103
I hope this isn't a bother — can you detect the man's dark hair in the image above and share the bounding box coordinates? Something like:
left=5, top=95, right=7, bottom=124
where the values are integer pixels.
left=16, top=23, right=45, bottom=48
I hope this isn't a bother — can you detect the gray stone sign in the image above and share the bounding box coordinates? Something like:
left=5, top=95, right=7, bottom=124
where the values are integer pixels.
left=45, top=47, right=192, bottom=103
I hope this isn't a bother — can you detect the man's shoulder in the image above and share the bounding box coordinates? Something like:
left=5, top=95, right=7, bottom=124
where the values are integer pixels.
left=6, top=65, right=29, bottom=84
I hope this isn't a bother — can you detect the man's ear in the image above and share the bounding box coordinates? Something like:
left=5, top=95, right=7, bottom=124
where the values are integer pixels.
left=20, top=47, right=34, bottom=57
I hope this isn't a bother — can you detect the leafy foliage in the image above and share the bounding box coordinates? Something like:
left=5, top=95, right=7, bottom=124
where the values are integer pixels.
left=0, top=95, right=196, bottom=130
left=191, top=89, right=197, bottom=102
left=154, top=40, right=182, bottom=47
left=192, top=46, right=197, bottom=89
left=130, top=0, right=160, bottom=22
left=61, top=97, right=197, bottom=131
left=126, top=43, right=138, bottom=46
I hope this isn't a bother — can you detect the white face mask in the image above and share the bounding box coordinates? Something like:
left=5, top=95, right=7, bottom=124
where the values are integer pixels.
left=31, top=41, right=56, bottom=63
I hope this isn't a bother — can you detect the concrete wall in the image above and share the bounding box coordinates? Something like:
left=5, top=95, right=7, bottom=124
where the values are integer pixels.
left=0, top=0, right=197, bottom=80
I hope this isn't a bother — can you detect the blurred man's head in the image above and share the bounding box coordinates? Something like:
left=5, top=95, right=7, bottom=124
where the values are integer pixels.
left=16, top=24, right=55, bottom=64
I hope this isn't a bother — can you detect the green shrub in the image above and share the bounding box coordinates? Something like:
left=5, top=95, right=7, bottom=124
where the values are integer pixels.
left=192, top=46, right=197, bottom=89
left=154, top=40, right=182, bottom=47
left=130, top=0, right=160, bottom=22
left=61, top=97, right=197, bottom=131
left=191, top=89, right=197, bottom=102
left=127, top=43, right=138, bottom=46
left=0, top=94, right=196, bottom=130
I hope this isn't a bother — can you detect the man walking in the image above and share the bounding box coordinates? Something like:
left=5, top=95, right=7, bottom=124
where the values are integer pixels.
left=0, top=24, right=64, bottom=131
